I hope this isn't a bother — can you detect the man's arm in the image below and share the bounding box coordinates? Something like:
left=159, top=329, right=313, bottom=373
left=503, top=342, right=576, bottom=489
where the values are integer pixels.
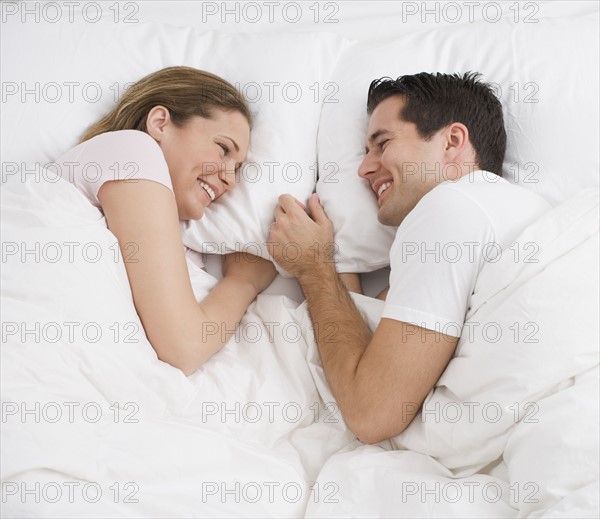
left=269, top=194, right=458, bottom=443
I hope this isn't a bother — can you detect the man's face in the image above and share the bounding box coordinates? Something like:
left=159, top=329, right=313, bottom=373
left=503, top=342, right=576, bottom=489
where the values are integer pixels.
left=358, top=96, right=448, bottom=227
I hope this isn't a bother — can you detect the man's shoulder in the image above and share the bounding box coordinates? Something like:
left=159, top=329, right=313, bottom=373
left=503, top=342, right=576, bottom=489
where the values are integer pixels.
left=435, top=170, right=547, bottom=203
left=426, top=170, right=516, bottom=202
left=395, top=170, right=551, bottom=252
left=403, top=171, right=497, bottom=227
left=412, top=170, right=549, bottom=222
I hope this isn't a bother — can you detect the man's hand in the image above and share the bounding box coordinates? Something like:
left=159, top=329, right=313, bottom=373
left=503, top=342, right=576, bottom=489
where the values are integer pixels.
left=268, top=193, right=336, bottom=279
left=222, top=252, right=277, bottom=295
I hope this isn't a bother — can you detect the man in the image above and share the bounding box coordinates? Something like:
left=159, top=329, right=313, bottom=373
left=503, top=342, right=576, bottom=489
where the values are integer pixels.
left=267, top=72, right=550, bottom=444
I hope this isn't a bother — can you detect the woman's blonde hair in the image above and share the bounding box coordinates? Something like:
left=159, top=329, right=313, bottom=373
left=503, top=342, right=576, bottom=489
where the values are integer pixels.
left=80, top=66, right=252, bottom=143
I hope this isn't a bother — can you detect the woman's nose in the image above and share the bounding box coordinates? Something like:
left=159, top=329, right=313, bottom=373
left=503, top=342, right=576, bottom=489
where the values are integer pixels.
left=219, top=160, right=238, bottom=191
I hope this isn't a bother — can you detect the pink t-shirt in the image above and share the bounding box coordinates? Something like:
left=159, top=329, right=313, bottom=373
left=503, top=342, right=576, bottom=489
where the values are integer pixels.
left=55, top=129, right=205, bottom=270
left=54, top=129, right=173, bottom=206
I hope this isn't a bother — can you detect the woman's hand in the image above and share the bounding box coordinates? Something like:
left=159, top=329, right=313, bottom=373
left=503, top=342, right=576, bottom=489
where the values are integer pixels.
left=222, top=252, right=277, bottom=295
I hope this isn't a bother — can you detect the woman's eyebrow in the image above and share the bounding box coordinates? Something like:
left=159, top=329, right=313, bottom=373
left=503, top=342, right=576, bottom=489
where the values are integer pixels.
left=220, top=135, right=239, bottom=152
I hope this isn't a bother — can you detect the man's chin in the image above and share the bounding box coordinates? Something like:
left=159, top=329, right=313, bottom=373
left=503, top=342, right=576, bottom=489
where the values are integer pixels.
left=377, top=211, right=394, bottom=227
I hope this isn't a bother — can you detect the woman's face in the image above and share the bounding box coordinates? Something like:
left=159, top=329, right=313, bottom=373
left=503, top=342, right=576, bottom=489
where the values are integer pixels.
left=147, top=107, right=250, bottom=220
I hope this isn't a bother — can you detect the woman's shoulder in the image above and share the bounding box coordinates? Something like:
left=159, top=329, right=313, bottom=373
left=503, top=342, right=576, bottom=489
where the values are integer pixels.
left=84, top=129, right=162, bottom=156
left=56, top=129, right=163, bottom=165
left=54, top=129, right=172, bottom=205
left=69, top=129, right=168, bottom=177
left=84, top=130, right=171, bottom=186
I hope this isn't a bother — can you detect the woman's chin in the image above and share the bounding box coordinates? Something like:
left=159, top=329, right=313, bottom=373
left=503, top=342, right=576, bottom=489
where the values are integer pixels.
left=191, top=207, right=205, bottom=220
left=179, top=203, right=205, bottom=221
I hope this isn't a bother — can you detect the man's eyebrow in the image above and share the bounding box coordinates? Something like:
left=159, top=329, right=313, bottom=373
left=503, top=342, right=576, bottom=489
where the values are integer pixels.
left=365, top=129, right=390, bottom=153
left=220, top=135, right=240, bottom=152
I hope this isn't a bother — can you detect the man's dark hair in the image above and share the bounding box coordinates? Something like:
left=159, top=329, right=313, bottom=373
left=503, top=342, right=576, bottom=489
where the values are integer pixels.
left=366, top=72, right=506, bottom=176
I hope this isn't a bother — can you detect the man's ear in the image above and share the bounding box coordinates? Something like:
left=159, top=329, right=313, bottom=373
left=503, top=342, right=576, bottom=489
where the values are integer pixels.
left=145, top=106, right=171, bottom=142
left=444, top=122, right=470, bottom=160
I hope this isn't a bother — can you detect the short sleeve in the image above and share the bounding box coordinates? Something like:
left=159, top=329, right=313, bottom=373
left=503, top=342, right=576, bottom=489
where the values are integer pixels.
left=54, top=130, right=173, bottom=209
left=381, top=182, right=496, bottom=338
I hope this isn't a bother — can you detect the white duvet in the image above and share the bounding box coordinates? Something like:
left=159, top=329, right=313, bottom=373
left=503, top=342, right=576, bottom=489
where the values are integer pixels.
left=1, top=171, right=598, bottom=518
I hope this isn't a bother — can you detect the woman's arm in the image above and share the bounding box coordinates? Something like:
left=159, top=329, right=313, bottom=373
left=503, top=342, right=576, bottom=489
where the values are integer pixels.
left=340, top=273, right=389, bottom=299
left=376, top=287, right=389, bottom=300
left=339, top=273, right=363, bottom=294
left=99, top=179, right=275, bottom=375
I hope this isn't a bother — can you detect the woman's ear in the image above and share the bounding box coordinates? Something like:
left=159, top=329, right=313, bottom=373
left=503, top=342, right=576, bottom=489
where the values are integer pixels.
left=145, top=106, right=171, bottom=142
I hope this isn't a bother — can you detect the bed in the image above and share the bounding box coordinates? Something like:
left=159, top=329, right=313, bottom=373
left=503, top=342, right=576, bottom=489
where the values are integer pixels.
left=1, top=1, right=599, bottom=517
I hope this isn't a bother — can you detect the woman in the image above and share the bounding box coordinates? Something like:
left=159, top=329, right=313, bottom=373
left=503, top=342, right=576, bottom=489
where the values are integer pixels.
left=55, top=66, right=277, bottom=375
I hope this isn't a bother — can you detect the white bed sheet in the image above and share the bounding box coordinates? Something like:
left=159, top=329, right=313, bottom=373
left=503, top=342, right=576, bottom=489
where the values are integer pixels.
left=2, top=172, right=598, bottom=517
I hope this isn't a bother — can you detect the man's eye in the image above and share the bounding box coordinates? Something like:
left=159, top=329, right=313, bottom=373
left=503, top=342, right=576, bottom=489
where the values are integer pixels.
left=378, top=139, right=389, bottom=149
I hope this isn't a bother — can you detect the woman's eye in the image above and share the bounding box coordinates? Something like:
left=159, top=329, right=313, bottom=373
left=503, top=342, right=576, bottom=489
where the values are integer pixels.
left=219, top=143, right=230, bottom=155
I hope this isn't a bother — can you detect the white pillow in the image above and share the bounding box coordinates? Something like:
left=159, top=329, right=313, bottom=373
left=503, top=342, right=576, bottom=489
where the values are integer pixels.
left=317, top=15, right=599, bottom=272
left=1, top=13, right=348, bottom=263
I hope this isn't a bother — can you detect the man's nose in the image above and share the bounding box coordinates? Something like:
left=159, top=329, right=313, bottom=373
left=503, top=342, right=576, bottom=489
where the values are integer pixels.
left=358, top=152, right=378, bottom=180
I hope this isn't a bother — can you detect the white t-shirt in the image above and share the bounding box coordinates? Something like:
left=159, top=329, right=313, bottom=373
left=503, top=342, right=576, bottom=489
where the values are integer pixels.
left=381, top=170, right=551, bottom=337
